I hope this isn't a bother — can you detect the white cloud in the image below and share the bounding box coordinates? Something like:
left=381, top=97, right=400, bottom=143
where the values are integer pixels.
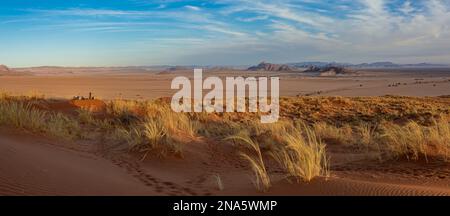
left=28, top=8, right=148, bottom=16
left=195, top=25, right=247, bottom=37
left=236, top=15, right=268, bottom=22
left=184, top=5, right=201, bottom=11
left=157, top=4, right=167, bottom=9
left=399, top=1, right=414, bottom=15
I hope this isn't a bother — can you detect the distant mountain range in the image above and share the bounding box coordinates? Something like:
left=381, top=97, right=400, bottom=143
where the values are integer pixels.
left=2, top=61, right=449, bottom=74
left=288, top=61, right=449, bottom=69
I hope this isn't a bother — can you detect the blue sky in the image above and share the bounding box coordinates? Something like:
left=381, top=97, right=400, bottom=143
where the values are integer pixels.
left=1, top=0, right=450, bottom=67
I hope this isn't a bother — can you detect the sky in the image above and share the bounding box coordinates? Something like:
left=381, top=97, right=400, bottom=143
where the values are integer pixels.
left=1, top=0, right=450, bottom=67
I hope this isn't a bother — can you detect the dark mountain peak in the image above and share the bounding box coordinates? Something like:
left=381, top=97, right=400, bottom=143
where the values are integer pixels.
left=247, top=62, right=293, bottom=71
left=304, top=65, right=355, bottom=76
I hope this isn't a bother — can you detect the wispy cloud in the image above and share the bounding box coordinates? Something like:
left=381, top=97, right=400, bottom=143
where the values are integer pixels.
left=184, top=5, right=201, bottom=11
left=27, top=8, right=149, bottom=16
left=236, top=15, right=268, bottom=22
left=2, top=0, right=450, bottom=66
left=196, top=25, right=247, bottom=36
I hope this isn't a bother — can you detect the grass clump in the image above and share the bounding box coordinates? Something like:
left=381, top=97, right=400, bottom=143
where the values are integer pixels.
left=313, top=122, right=353, bottom=145
left=428, top=118, right=450, bottom=159
left=225, top=120, right=329, bottom=191
left=381, top=118, right=450, bottom=161
left=0, top=100, right=81, bottom=140
left=0, top=101, right=46, bottom=132
left=271, top=123, right=329, bottom=182
left=45, top=112, right=82, bottom=140
left=226, top=132, right=271, bottom=192
left=381, top=121, right=428, bottom=160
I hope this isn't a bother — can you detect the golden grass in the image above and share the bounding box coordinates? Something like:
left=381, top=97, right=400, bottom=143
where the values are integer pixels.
left=2, top=93, right=450, bottom=192
left=270, top=124, right=329, bottom=182
left=0, top=101, right=45, bottom=131
left=355, top=123, right=379, bottom=151
left=280, top=96, right=450, bottom=125
left=142, top=119, right=167, bottom=148
left=106, top=99, right=142, bottom=117
left=381, top=118, right=450, bottom=160
left=313, top=122, right=353, bottom=145
left=382, top=121, right=430, bottom=160
left=0, top=100, right=81, bottom=140
left=103, top=100, right=201, bottom=157
left=428, top=118, right=450, bottom=159
left=76, top=109, right=95, bottom=125
left=310, top=119, right=450, bottom=161
left=46, top=112, right=82, bottom=140
left=226, top=133, right=271, bottom=192
left=224, top=120, right=329, bottom=191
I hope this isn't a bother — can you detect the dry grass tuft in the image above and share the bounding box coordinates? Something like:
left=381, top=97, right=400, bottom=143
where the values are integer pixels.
left=270, top=123, right=329, bottom=182
left=381, top=118, right=450, bottom=160
left=226, top=133, right=271, bottom=192
left=382, top=121, right=428, bottom=160
left=225, top=120, right=329, bottom=191
left=428, top=118, right=450, bottom=159
left=213, top=174, right=224, bottom=191
left=0, top=100, right=81, bottom=140
left=355, top=123, right=379, bottom=151
left=313, top=122, right=353, bottom=145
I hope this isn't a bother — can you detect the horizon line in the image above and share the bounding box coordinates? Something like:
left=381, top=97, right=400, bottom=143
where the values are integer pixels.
left=5, top=61, right=450, bottom=69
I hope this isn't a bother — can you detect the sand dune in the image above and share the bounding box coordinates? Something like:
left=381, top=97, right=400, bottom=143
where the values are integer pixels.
left=1, top=128, right=448, bottom=196
left=0, top=129, right=153, bottom=195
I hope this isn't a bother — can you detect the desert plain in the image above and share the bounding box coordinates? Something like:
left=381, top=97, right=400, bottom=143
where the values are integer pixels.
left=1, top=66, right=450, bottom=195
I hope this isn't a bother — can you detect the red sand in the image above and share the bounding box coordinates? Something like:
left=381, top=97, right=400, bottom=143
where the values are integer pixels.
left=1, top=128, right=449, bottom=196
left=70, top=99, right=106, bottom=112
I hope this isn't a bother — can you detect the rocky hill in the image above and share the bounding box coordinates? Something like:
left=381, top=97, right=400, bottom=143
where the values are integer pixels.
left=304, top=66, right=356, bottom=76
left=247, top=62, right=293, bottom=71
left=0, top=64, right=10, bottom=73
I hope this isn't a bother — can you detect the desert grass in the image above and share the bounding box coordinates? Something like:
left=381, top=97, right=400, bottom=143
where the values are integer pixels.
left=311, top=119, right=450, bottom=161
left=76, top=109, right=96, bottom=125
left=213, top=174, right=224, bottom=191
left=104, top=100, right=200, bottom=157
left=428, top=118, right=450, bottom=160
left=313, top=122, right=353, bottom=145
left=226, top=133, right=271, bottom=192
left=381, top=118, right=450, bottom=161
left=355, top=123, right=380, bottom=152
left=2, top=93, right=450, bottom=192
left=270, top=123, right=329, bottom=182
left=46, top=112, right=82, bottom=140
left=2, top=94, right=450, bottom=161
left=381, top=121, right=429, bottom=160
left=225, top=120, right=329, bottom=191
left=112, top=122, right=182, bottom=158
left=310, top=118, right=450, bottom=161
left=0, top=101, right=46, bottom=131
left=280, top=96, right=450, bottom=125
left=107, top=99, right=199, bottom=136
left=0, top=100, right=82, bottom=140
left=106, top=99, right=142, bottom=117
